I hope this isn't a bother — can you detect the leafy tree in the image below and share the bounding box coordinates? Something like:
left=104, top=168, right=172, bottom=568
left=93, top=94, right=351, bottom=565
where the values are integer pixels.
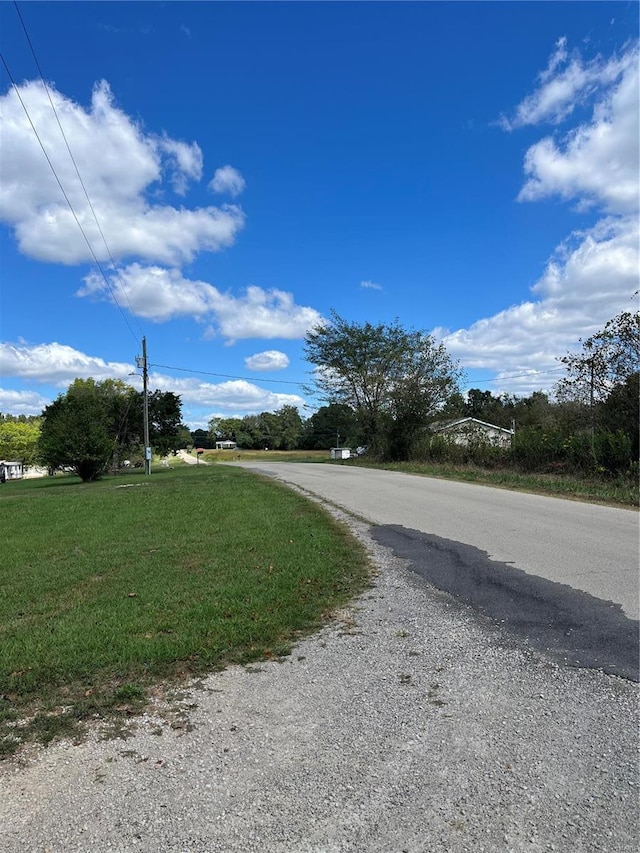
left=147, top=390, right=184, bottom=456
left=39, top=379, right=136, bottom=481
left=301, top=403, right=361, bottom=449
left=272, top=406, right=304, bottom=450
left=304, top=311, right=461, bottom=457
left=556, top=311, right=640, bottom=405
left=208, top=417, right=244, bottom=444
left=600, top=371, right=640, bottom=459
left=39, top=379, right=184, bottom=481
left=191, top=428, right=213, bottom=449
left=0, top=418, right=41, bottom=466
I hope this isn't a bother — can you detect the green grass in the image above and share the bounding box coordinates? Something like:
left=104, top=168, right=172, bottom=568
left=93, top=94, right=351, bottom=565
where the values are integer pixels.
left=197, top=448, right=330, bottom=463
left=0, top=465, right=369, bottom=757
left=347, top=458, right=639, bottom=507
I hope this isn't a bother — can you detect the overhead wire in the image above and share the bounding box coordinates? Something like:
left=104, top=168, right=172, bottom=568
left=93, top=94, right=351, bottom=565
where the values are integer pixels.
left=149, top=362, right=310, bottom=388
left=1, top=4, right=580, bottom=404
left=12, top=1, right=145, bottom=342
left=0, top=17, right=142, bottom=349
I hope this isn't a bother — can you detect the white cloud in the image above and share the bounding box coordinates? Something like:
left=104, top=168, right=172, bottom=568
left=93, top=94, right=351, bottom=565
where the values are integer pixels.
left=79, top=264, right=324, bottom=339
left=0, top=341, right=135, bottom=385
left=0, top=388, right=51, bottom=417
left=360, top=280, right=383, bottom=291
left=0, top=79, right=244, bottom=264
left=208, top=165, right=246, bottom=198
left=149, top=373, right=305, bottom=414
left=245, top=350, right=290, bottom=371
left=500, top=39, right=635, bottom=129
left=436, top=216, right=639, bottom=386
left=0, top=342, right=306, bottom=423
left=518, top=49, right=639, bottom=214
left=443, top=40, right=639, bottom=395
left=157, top=136, right=203, bottom=195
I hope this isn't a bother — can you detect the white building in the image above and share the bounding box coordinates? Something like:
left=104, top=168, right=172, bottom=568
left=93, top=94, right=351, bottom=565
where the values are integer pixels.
left=0, top=460, right=24, bottom=481
left=429, top=417, right=514, bottom=448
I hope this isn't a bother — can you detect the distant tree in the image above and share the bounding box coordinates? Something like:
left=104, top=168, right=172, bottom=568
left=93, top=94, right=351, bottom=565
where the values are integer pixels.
left=146, top=391, right=184, bottom=456
left=305, top=311, right=461, bottom=458
left=0, top=418, right=41, bottom=466
left=191, top=428, right=213, bottom=449
left=272, top=406, right=304, bottom=450
left=556, top=311, right=640, bottom=405
left=208, top=417, right=243, bottom=444
left=301, top=403, right=361, bottom=449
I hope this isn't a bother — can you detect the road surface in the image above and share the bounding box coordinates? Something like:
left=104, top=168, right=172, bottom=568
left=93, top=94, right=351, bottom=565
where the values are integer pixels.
left=230, top=462, right=639, bottom=679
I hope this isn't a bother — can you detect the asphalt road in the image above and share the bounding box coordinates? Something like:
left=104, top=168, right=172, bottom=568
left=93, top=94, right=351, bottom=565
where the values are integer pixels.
left=230, top=462, right=639, bottom=679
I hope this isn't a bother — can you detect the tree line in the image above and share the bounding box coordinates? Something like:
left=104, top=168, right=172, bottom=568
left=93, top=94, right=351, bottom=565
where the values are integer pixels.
left=301, top=309, right=638, bottom=477
left=1, top=309, right=637, bottom=482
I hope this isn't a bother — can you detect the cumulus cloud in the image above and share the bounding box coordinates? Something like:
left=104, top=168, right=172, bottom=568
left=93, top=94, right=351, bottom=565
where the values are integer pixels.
left=0, top=388, right=51, bottom=417
left=208, top=165, right=246, bottom=197
left=518, top=49, right=639, bottom=214
left=0, top=79, right=244, bottom=264
left=360, top=280, right=382, bottom=291
left=149, top=373, right=304, bottom=413
left=435, top=216, right=639, bottom=379
left=79, top=264, right=324, bottom=339
left=244, top=350, right=290, bottom=371
left=0, top=342, right=306, bottom=422
left=439, top=39, right=640, bottom=394
left=0, top=341, right=135, bottom=385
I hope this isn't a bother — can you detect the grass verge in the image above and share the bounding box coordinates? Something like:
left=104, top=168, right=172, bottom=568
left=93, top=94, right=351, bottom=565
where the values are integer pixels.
left=0, top=465, right=369, bottom=758
left=346, top=459, right=638, bottom=507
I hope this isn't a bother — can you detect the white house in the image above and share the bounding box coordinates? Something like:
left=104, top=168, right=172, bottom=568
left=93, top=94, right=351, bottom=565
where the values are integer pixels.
left=429, top=417, right=514, bottom=448
left=215, top=440, right=237, bottom=450
left=0, top=460, right=24, bottom=482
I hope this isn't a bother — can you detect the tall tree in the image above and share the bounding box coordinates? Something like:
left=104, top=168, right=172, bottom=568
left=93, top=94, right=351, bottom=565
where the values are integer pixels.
left=556, top=311, right=640, bottom=406
left=39, top=379, right=184, bottom=481
left=304, top=311, right=461, bottom=457
left=39, top=379, right=135, bottom=481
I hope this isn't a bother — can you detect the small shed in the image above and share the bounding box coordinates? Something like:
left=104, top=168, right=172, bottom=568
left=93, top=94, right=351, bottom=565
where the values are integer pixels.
left=429, top=417, right=514, bottom=448
left=0, top=460, right=24, bottom=482
left=330, top=447, right=351, bottom=460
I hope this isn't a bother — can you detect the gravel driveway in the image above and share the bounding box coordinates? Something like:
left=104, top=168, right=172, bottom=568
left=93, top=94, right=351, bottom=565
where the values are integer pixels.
left=1, top=509, right=637, bottom=852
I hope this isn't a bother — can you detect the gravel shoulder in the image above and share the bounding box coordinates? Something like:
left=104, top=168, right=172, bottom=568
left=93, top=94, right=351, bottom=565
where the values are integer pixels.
left=1, top=510, right=637, bottom=853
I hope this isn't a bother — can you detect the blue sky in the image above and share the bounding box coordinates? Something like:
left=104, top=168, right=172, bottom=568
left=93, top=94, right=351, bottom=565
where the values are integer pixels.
left=1, top=1, right=638, bottom=429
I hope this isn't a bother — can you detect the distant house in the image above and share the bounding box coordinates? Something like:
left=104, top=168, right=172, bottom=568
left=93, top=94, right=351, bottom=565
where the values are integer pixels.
left=429, top=417, right=514, bottom=448
left=0, top=460, right=24, bottom=482
left=215, top=440, right=237, bottom=450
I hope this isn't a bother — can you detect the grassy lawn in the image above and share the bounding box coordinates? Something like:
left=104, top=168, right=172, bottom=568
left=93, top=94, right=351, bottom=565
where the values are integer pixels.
left=346, top=459, right=639, bottom=508
left=0, top=465, right=369, bottom=757
left=197, top=448, right=330, bottom=463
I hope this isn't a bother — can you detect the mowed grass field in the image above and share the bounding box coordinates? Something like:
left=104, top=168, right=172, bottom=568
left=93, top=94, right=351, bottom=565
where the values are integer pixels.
left=0, top=465, right=369, bottom=756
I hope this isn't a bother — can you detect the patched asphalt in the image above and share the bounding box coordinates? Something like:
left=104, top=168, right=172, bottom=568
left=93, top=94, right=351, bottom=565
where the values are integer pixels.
left=371, top=524, right=640, bottom=682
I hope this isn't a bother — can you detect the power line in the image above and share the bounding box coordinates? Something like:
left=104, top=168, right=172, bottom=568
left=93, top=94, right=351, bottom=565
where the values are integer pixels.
left=0, top=50, right=141, bottom=348
left=460, top=366, right=566, bottom=388
left=150, top=362, right=309, bottom=388
left=12, top=1, right=145, bottom=341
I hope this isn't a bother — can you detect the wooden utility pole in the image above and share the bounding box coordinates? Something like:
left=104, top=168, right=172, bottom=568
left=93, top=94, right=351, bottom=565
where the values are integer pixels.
left=142, top=336, right=151, bottom=475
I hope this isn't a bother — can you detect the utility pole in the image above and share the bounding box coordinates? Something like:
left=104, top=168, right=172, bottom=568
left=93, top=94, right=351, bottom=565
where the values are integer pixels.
left=137, top=337, right=151, bottom=475
left=589, top=356, right=596, bottom=462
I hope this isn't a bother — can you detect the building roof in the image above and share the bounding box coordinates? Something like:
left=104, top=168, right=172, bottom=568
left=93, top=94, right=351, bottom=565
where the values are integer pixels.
left=430, top=417, right=514, bottom=435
